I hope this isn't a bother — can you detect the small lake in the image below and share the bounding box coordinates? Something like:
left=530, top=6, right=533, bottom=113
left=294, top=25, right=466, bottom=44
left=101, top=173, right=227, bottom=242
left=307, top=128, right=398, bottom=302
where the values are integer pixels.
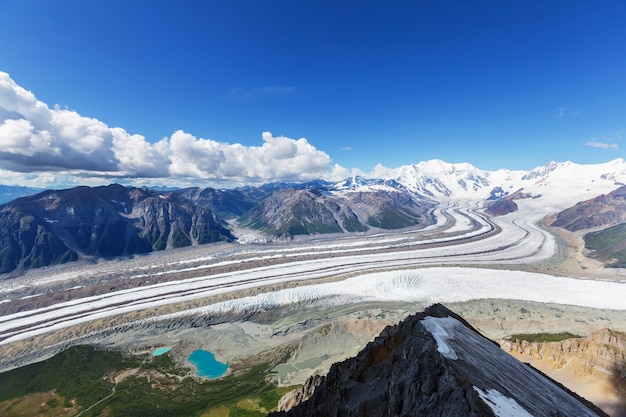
left=152, top=347, right=171, bottom=356
left=188, top=349, right=228, bottom=379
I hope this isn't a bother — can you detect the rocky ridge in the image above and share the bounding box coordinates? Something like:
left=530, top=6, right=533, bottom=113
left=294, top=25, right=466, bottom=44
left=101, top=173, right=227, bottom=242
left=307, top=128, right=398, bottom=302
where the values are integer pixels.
left=0, top=184, right=233, bottom=274
left=552, top=185, right=626, bottom=232
left=501, top=328, right=626, bottom=381
left=238, top=187, right=436, bottom=237
left=271, top=304, right=607, bottom=417
left=500, top=329, right=626, bottom=416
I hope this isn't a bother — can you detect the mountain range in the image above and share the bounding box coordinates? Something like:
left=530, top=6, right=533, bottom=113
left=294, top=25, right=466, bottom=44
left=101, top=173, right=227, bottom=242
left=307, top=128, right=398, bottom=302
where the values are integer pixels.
left=0, top=185, right=45, bottom=205
left=1, top=158, right=626, bottom=274
left=0, top=184, right=233, bottom=274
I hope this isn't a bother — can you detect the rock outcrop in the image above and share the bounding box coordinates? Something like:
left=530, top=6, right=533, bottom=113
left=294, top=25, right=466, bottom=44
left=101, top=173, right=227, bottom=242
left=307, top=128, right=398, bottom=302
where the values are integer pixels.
left=485, top=189, right=536, bottom=216
left=500, top=329, right=626, bottom=416
left=271, top=304, right=608, bottom=417
left=501, top=329, right=626, bottom=380
left=239, top=189, right=359, bottom=236
left=276, top=374, right=324, bottom=412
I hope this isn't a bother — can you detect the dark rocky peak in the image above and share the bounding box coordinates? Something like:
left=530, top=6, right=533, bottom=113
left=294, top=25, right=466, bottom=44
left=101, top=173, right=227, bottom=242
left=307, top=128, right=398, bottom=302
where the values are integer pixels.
left=238, top=188, right=350, bottom=237
left=174, top=187, right=258, bottom=218
left=271, top=304, right=607, bottom=417
left=485, top=188, right=534, bottom=217
left=0, top=184, right=233, bottom=274
left=239, top=187, right=437, bottom=237
left=486, top=186, right=509, bottom=201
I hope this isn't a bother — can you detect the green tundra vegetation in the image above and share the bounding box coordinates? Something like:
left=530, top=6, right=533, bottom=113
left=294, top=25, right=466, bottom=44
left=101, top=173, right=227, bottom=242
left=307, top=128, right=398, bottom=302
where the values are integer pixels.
left=0, top=345, right=295, bottom=417
left=583, top=223, right=626, bottom=268
left=367, top=208, right=421, bottom=229
left=505, top=332, right=581, bottom=343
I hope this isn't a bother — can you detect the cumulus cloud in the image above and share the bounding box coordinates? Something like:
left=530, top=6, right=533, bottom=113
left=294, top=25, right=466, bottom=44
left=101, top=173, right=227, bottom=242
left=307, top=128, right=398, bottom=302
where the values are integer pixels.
left=371, top=163, right=398, bottom=178
left=0, top=72, right=340, bottom=187
left=585, top=140, right=618, bottom=150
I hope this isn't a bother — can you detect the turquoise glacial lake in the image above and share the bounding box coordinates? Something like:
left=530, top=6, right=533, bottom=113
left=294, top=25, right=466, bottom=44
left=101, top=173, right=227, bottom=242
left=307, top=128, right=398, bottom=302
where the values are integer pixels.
left=152, top=347, right=171, bottom=356
left=188, top=349, right=228, bottom=379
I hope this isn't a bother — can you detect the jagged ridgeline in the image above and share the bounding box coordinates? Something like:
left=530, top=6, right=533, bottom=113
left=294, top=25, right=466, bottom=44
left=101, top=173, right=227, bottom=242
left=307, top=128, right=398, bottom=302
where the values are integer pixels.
left=0, top=181, right=437, bottom=274
left=271, top=304, right=609, bottom=417
left=0, top=184, right=234, bottom=274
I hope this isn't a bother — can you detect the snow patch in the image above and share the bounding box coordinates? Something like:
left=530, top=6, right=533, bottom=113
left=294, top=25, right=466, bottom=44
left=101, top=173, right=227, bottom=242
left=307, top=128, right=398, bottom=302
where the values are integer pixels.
left=421, top=316, right=458, bottom=360
left=474, top=387, right=534, bottom=417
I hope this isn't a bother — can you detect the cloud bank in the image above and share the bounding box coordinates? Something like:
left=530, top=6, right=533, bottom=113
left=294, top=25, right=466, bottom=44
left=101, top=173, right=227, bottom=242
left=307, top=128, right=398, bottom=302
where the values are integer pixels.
left=585, top=140, right=618, bottom=150
left=0, top=72, right=340, bottom=187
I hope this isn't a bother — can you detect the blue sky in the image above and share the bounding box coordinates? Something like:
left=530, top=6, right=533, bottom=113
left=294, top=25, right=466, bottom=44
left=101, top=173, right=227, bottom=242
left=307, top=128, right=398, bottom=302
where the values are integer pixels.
left=0, top=1, right=625, bottom=188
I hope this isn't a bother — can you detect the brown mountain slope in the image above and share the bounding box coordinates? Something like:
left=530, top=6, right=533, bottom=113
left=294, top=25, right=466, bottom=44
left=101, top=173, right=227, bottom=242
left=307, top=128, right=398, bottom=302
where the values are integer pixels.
left=552, top=185, right=626, bottom=232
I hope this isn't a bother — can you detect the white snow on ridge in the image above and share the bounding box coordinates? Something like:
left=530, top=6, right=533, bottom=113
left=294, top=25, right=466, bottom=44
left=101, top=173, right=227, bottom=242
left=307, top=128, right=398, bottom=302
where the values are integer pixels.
left=474, top=387, right=534, bottom=417
left=421, top=316, right=459, bottom=360
left=374, top=158, right=626, bottom=210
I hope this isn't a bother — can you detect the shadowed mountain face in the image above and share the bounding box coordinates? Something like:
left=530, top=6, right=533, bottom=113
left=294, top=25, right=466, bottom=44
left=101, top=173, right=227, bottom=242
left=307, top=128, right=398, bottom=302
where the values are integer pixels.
left=271, top=304, right=608, bottom=417
left=238, top=189, right=362, bottom=237
left=552, top=185, right=626, bottom=232
left=0, top=184, right=233, bottom=274
left=239, top=188, right=436, bottom=238
left=173, top=186, right=261, bottom=219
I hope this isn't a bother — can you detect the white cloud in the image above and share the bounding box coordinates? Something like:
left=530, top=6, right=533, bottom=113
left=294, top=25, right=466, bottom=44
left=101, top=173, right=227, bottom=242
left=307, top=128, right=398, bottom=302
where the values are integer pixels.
left=585, top=140, right=618, bottom=150
left=111, top=128, right=170, bottom=178
left=169, top=130, right=227, bottom=177
left=0, top=118, right=55, bottom=156
left=0, top=72, right=342, bottom=187
left=371, top=163, right=397, bottom=178
left=326, top=164, right=364, bottom=181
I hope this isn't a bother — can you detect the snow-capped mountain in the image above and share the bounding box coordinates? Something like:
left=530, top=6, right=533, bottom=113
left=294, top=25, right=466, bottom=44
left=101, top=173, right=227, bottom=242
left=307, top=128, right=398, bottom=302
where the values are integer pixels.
left=386, top=159, right=496, bottom=198
left=356, top=158, right=626, bottom=212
